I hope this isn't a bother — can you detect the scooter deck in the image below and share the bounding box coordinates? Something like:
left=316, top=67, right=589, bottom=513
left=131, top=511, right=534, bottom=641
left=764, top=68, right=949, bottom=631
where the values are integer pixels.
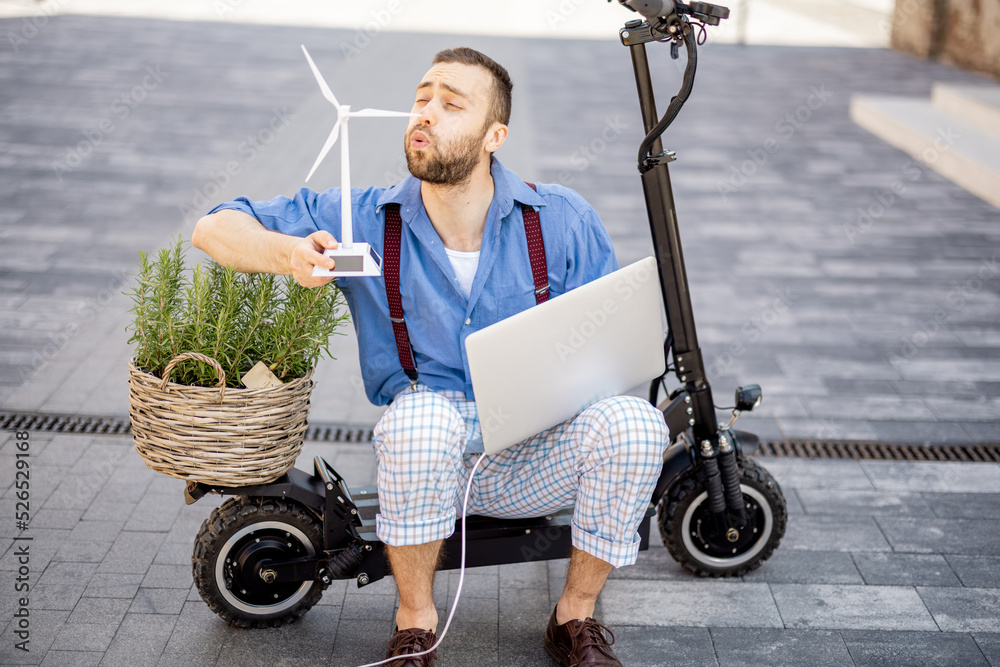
left=350, top=485, right=655, bottom=570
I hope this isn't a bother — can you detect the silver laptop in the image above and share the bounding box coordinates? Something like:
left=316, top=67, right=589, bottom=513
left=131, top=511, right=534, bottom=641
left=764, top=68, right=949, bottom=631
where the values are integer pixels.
left=465, top=256, right=666, bottom=454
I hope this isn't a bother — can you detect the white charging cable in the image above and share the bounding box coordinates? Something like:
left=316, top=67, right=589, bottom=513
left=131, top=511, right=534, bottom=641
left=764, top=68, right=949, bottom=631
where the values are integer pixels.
left=356, top=451, right=488, bottom=667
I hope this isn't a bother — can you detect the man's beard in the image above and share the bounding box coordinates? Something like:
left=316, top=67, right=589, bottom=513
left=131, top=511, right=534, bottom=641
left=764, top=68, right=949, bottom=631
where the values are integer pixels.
left=404, top=126, right=485, bottom=185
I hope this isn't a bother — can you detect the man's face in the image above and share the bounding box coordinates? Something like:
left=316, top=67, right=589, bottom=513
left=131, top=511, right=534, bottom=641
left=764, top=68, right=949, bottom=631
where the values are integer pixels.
left=404, top=62, right=499, bottom=185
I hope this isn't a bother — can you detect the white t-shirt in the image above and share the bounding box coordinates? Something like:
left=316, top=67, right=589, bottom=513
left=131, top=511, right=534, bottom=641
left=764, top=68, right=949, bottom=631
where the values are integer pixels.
left=445, top=247, right=481, bottom=300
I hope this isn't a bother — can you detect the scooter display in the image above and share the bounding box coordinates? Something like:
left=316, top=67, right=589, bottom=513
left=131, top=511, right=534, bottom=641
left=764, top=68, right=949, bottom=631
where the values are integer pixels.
left=183, top=0, right=787, bottom=628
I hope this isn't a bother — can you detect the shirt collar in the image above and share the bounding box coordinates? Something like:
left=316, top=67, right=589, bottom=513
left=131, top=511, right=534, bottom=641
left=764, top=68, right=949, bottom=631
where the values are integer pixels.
left=374, top=155, right=546, bottom=219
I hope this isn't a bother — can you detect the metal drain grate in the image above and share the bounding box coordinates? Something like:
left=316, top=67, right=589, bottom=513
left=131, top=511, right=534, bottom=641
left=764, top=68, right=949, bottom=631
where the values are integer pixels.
left=0, top=411, right=132, bottom=436
left=758, top=439, right=1000, bottom=463
left=304, top=424, right=373, bottom=443
left=0, top=411, right=373, bottom=444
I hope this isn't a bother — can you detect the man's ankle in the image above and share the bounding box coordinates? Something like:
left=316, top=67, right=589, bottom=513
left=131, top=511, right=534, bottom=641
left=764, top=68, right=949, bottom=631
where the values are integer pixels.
left=396, top=606, right=439, bottom=633
left=555, top=597, right=596, bottom=626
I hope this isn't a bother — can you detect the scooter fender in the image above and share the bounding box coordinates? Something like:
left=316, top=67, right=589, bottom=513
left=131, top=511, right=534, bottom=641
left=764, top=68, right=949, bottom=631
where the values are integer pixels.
left=650, top=428, right=762, bottom=504
left=651, top=439, right=696, bottom=504
left=731, top=429, right=761, bottom=456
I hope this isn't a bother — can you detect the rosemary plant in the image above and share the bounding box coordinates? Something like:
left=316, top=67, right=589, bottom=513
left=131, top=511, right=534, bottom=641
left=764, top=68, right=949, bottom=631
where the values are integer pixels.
left=126, top=236, right=349, bottom=388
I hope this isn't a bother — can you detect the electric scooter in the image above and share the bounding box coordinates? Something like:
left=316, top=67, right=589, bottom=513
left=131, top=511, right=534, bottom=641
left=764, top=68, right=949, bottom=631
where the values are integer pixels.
left=183, top=0, right=787, bottom=629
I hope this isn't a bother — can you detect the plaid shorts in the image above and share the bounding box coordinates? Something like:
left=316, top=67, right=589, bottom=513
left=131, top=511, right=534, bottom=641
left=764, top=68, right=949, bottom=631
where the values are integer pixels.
left=370, top=384, right=668, bottom=568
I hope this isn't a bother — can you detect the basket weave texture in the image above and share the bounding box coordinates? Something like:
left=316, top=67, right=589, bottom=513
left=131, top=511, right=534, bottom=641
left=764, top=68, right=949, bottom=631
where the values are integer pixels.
left=128, top=352, right=313, bottom=486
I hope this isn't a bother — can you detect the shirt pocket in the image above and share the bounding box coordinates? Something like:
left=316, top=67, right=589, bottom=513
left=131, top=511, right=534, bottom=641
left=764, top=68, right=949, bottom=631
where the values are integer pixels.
left=496, top=290, right=536, bottom=321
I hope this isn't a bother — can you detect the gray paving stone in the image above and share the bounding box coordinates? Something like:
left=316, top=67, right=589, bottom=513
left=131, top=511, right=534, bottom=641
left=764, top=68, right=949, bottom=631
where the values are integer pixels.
left=128, top=587, right=189, bottom=615
left=601, top=626, right=715, bottom=667
left=82, top=572, right=145, bottom=599
left=31, top=435, right=91, bottom=468
left=944, top=555, right=1000, bottom=588
left=123, top=492, right=183, bottom=533
left=742, top=550, right=864, bottom=585
left=151, top=541, right=194, bottom=567
left=28, top=583, right=87, bottom=611
left=65, top=597, right=131, bottom=626
left=39, top=651, right=103, bottom=667
left=0, top=609, right=70, bottom=664
left=852, top=553, right=962, bottom=587
left=497, top=560, right=548, bottom=589
left=498, top=586, right=556, bottom=667
left=339, top=592, right=396, bottom=621
left=974, top=633, right=1000, bottom=667
left=49, top=621, right=120, bottom=653
left=435, top=620, right=498, bottom=667
left=69, top=518, right=128, bottom=541
left=216, top=604, right=340, bottom=662
left=755, top=458, right=876, bottom=491
left=869, top=420, right=978, bottom=444
left=606, top=542, right=698, bottom=582
left=52, top=540, right=111, bottom=563
left=99, top=612, right=177, bottom=667
left=97, top=530, right=166, bottom=574
left=841, top=629, right=991, bottom=667
left=446, top=568, right=498, bottom=599
left=860, top=461, right=1000, bottom=493
left=156, top=652, right=220, bottom=667
left=36, top=561, right=99, bottom=586
left=876, top=518, right=1000, bottom=555
left=782, top=516, right=892, bottom=552
left=711, top=627, right=854, bottom=667
left=770, top=584, right=938, bottom=631
left=918, top=587, right=1000, bottom=633
left=923, top=492, right=1000, bottom=519
left=214, top=638, right=333, bottom=667
left=601, top=580, right=783, bottom=628
left=963, top=422, right=1000, bottom=443
left=141, top=564, right=194, bottom=589
left=796, top=488, right=935, bottom=517
left=30, top=509, right=86, bottom=531
left=162, top=600, right=230, bottom=658
left=332, top=618, right=397, bottom=667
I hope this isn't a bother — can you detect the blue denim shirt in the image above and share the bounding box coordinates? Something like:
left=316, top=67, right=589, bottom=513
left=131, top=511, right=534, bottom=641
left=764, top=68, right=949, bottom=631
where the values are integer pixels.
left=209, top=157, right=619, bottom=407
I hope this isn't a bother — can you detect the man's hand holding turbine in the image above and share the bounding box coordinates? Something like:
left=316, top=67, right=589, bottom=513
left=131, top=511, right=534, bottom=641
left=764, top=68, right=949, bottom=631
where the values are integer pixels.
left=300, top=45, right=416, bottom=278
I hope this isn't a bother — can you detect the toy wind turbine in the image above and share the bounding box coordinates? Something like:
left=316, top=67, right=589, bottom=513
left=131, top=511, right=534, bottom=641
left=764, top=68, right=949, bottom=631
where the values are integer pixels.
left=302, top=44, right=416, bottom=277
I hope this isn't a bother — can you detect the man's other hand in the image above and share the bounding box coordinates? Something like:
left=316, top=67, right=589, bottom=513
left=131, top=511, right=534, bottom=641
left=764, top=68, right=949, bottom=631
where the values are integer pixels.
left=291, top=231, right=339, bottom=288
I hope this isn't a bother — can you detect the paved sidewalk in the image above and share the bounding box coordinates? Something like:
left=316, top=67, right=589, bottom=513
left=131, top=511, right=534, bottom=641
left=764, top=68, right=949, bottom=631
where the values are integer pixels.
left=0, top=430, right=998, bottom=666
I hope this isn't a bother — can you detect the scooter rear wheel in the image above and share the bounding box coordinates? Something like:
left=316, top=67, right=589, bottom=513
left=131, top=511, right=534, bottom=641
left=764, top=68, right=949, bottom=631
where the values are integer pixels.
left=657, top=457, right=786, bottom=577
left=193, top=496, right=327, bottom=627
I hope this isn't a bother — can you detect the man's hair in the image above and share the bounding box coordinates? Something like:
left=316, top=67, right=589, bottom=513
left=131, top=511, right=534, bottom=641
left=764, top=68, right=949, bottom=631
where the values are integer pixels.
left=432, top=47, right=513, bottom=129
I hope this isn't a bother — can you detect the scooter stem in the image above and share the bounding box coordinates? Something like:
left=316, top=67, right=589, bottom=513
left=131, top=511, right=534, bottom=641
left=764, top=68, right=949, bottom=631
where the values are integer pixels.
left=625, top=25, right=718, bottom=445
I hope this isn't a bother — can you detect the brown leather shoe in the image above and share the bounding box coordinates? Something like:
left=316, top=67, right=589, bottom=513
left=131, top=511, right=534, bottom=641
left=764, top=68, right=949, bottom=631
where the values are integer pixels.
left=544, top=606, right=622, bottom=666
left=384, top=626, right=438, bottom=667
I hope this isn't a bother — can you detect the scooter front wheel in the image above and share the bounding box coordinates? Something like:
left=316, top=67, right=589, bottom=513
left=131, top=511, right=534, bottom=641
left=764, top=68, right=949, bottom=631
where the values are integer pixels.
left=193, top=496, right=327, bottom=627
left=657, top=457, right=786, bottom=577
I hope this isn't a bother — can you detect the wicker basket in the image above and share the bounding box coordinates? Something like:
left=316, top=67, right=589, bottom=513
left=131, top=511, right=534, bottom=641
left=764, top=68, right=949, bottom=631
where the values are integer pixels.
left=128, top=352, right=313, bottom=486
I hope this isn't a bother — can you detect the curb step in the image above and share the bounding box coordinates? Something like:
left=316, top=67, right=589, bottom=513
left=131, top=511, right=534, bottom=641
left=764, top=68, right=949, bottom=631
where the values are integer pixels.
left=850, top=83, right=1000, bottom=209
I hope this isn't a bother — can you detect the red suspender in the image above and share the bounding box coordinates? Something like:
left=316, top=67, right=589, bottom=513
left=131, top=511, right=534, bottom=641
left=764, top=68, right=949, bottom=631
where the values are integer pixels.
left=383, top=203, right=419, bottom=384
left=523, top=182, right=549, bottom=304
left=382, top=182, right=548, bottom=385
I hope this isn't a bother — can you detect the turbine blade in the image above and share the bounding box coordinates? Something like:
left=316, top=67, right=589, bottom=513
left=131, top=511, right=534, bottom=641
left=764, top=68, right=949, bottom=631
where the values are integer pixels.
left=305, top=119, right=341, bottom=182
left=350, top=108, right=418, bottom=118
left=301, top=45, right=340, bottom=108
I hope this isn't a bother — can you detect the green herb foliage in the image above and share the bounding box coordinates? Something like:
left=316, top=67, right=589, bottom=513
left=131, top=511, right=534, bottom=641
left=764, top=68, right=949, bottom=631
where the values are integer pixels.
left=125, top=236, right=349, bottom=387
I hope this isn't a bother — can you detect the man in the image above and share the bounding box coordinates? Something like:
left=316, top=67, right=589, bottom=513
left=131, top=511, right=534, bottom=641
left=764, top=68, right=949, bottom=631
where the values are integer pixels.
left=193, top=47, right=666, bottom=667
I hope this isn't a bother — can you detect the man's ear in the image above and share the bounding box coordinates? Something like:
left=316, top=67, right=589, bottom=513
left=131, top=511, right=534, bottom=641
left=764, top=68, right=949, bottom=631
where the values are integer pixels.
left=483, top=122, right=508, bottom=154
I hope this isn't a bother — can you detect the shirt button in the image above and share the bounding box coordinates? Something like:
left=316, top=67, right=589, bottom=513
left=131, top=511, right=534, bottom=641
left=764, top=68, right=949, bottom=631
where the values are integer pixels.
left=465, top=318, right=471, bottom=325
